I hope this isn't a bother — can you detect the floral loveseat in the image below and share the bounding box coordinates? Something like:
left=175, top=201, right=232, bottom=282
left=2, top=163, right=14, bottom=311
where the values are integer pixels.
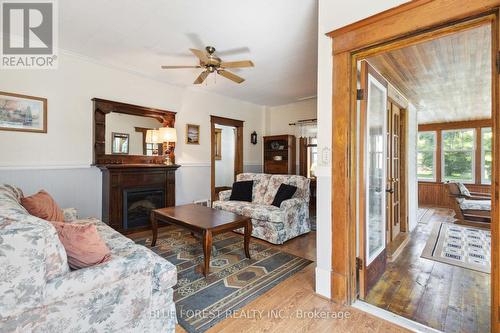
left=0, top=185, right=177, bottom=332
left=213, top=173, right=310, bottom=244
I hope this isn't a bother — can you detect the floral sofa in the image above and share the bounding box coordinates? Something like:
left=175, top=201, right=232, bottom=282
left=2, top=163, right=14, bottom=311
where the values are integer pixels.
left=213, top=173, right=310, bottom=244
left=0, top=185, right=177, bottom=332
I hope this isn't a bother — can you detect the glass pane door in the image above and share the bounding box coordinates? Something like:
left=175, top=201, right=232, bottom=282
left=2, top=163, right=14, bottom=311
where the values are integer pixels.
left=365, top=74, right=388, bottom=265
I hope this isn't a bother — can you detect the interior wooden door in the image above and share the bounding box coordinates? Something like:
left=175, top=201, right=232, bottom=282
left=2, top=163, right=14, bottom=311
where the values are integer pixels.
left=388, top=102, right=402, bottom=240
left=358, top=61, right=389, bottom=298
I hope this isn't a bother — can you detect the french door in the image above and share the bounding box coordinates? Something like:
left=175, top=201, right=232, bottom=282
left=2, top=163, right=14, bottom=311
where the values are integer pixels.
left=387, top=102, right=402, bottom=241
left=358, top=61, right=388, bottom=298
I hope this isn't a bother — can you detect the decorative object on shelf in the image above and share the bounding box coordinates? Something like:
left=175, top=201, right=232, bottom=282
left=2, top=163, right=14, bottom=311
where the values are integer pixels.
left=186, top=124, right=200, bottom=144
left=263, top=135, right=296, bottom=174
left=214, top=128, right=222, bottom=160
left=159, top=127, right=177, bottom=164
left=0, top=91, right=47, bottom=133
left=111, top=133, right=129, bottom=155
left=251, top=131, right=258, bottom=145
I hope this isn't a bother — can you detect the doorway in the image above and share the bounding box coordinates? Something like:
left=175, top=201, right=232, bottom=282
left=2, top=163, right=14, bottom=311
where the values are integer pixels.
left=210, top=116, right=244, bottom=202
left=327, top=2, right=499, bottom=333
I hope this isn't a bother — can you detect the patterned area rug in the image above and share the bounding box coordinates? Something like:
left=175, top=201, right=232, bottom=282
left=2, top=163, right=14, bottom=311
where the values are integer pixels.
left=135, top=226, right=312, bottom=333
left=421, top=222, right=491, bottom=273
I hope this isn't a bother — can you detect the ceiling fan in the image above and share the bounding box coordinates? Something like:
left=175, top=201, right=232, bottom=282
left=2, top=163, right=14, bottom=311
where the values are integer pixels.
left=161, top=46, right=254, bottom=84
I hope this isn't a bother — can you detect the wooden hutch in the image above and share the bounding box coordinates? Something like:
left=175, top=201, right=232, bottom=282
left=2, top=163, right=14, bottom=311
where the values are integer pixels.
left=263, top=135, right=296, bottom=174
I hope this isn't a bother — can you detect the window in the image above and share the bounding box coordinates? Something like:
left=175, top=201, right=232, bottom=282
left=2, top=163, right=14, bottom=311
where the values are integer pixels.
left=307, top=137, right=317, bottom=178
left=482, top=127, right=492, bottom=184
left=442, top=129, right=475, bottom=183
left=417, top=131, right=436, bottom=181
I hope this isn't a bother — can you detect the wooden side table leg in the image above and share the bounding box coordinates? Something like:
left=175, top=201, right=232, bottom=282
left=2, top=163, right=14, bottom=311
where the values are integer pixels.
left=202, top=230, right=212, bottom=276
left=150, top=211, right=158, bottom=247
left=244, top=219, right=252, bottom=259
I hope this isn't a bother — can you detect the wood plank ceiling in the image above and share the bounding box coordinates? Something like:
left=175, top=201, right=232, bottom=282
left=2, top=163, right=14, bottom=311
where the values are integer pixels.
left=366, top=24, right=491, bottom=124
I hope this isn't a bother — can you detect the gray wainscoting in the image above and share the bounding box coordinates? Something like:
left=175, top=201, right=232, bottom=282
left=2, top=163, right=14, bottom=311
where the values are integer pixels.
left=0, top=167, right=102, bottom=218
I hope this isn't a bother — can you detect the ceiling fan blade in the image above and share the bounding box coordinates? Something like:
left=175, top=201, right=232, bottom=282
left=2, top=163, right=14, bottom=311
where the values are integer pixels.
left=218, top=70, right=245, bottom=83
left=189, top=48, right=209, bottom=63
left=194, top=70, right=210, bottom=84
left=161, top=65, right=201, bottom=69
left=220, top=60, right=254, bottom=68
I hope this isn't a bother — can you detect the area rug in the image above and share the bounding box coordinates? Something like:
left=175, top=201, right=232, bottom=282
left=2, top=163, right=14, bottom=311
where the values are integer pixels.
left=421, top=222, right=491, bottom=273
left=417, top=208, right=435, bottom=224
left=135, top=226, right=312, bottom=333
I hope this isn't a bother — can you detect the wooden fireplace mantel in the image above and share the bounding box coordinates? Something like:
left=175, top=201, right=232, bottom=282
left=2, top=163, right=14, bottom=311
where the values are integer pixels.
left=99, top=164, right=180, bottom=234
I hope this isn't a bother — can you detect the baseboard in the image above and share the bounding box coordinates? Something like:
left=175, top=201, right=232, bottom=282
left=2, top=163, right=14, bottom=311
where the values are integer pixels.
left=315, top=266, right=331, bottom=298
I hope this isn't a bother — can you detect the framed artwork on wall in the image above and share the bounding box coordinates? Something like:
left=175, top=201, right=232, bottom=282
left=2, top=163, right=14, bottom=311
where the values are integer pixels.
left=0, top=91, right=47, bottom=133
left=186, top=124, right=200, bottom=144
left=111, top=132, right=130, bottom=154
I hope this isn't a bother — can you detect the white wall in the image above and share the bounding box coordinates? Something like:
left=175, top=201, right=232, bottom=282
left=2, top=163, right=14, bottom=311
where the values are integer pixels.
left=0, top=51, right=265, bottom=216
left=265, top=98, right=317, bottom=173
left=215, top=124, right=236, bottom=187
left=316, top=0, right=409, bottom=298
left=407, top=103, right=419, bottom=232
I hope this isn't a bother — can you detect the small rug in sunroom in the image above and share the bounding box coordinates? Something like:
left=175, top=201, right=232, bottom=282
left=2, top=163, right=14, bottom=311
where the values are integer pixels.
left=421, top=222, right=491, bottom=273
left=135, top=226, right=312, bottom=333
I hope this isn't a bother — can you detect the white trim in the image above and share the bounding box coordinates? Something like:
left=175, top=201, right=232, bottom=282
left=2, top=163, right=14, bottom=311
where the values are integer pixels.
left=481, top=127, right=493, bottom=185
left=314, top=266, right=331, bottom=298
left=0, top=164, right=93, bottom=171
left=352, top=301, right=443, bottom=333
left=177, top=162, right=211, bottom=167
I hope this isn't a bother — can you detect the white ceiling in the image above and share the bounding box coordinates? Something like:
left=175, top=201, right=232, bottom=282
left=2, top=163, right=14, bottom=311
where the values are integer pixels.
left=59, top=0, right=318, bottom=106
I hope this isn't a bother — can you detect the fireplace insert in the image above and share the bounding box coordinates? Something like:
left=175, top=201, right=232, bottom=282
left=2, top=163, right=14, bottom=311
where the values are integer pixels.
left=123, top=188, right=165, bottom=230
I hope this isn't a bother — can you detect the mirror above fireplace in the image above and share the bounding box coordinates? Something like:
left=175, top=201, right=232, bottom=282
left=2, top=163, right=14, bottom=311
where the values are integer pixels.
left=93, top=98, right=176, bottom=166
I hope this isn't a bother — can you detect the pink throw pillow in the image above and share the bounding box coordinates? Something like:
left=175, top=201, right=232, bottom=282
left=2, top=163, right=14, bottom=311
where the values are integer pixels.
left=21, top=190, right=65, bottom=222
left=51, top=221, right=111, bottom=269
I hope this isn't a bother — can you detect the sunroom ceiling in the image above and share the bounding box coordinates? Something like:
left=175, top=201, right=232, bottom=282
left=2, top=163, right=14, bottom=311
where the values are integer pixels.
left=367, top=24, right=491, bottom=124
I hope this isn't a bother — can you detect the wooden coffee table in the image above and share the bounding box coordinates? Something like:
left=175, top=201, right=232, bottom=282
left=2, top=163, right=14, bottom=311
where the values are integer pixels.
left=150, top=204, right=252, bottom=276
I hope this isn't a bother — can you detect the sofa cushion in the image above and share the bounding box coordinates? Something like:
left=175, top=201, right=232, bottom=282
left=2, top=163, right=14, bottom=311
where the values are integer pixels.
left=230, top=180, right=253, bottom=202
left=236, top=173, right=272, bottom=204
left=213, top=200, right=284, bottom=223
left=0, top=185, right=70, bottom=281
left=457, top=183, right=471, bottom=197
left=460, top=199, right=491, bottom=211
left=263, top=175, right=310, bottom=205
left=51, top=221, right=112, bottom=269
left=21, top=190, right=65, bottom=222
left=272, top=184, right=297, bottom=207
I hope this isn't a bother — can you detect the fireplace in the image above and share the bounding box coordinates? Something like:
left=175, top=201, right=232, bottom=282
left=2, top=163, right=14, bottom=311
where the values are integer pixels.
left=123, top=188, right=165, bottom=229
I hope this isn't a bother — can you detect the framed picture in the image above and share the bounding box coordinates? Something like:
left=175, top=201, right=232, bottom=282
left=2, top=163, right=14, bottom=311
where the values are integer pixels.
left=111, top=132, right=130, bottom=154
left=186, top=124, right=200, bottom=144
left=0, top=91, right=47, bottom=133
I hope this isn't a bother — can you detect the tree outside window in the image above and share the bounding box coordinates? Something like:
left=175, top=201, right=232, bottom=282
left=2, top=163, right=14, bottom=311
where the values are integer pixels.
left=442, top=129, right=475, bottom=183
left=482, top=127, right=492, bottom=184
left=417, top=131, right=436, bottom=181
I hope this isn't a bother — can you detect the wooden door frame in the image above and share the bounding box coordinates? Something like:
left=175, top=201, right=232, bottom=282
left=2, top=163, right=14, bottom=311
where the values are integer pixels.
left=210, top=115, right=244, bottom=202
left=327, top=1, right=500, bottom=332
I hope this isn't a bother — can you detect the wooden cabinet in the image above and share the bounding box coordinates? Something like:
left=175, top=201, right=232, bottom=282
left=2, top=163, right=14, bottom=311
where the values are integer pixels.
left=263, top=135, right=296, bottom=174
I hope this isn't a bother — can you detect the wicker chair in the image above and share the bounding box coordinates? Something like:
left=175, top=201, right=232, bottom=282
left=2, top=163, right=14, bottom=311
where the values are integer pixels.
left=445, top=182, right=491, bottom=228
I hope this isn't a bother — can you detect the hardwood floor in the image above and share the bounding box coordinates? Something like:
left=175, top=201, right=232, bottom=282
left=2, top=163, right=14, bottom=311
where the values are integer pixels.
left=365, top=207, right=491, bottom=333
left=130, top=228, right=408, bottom=332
